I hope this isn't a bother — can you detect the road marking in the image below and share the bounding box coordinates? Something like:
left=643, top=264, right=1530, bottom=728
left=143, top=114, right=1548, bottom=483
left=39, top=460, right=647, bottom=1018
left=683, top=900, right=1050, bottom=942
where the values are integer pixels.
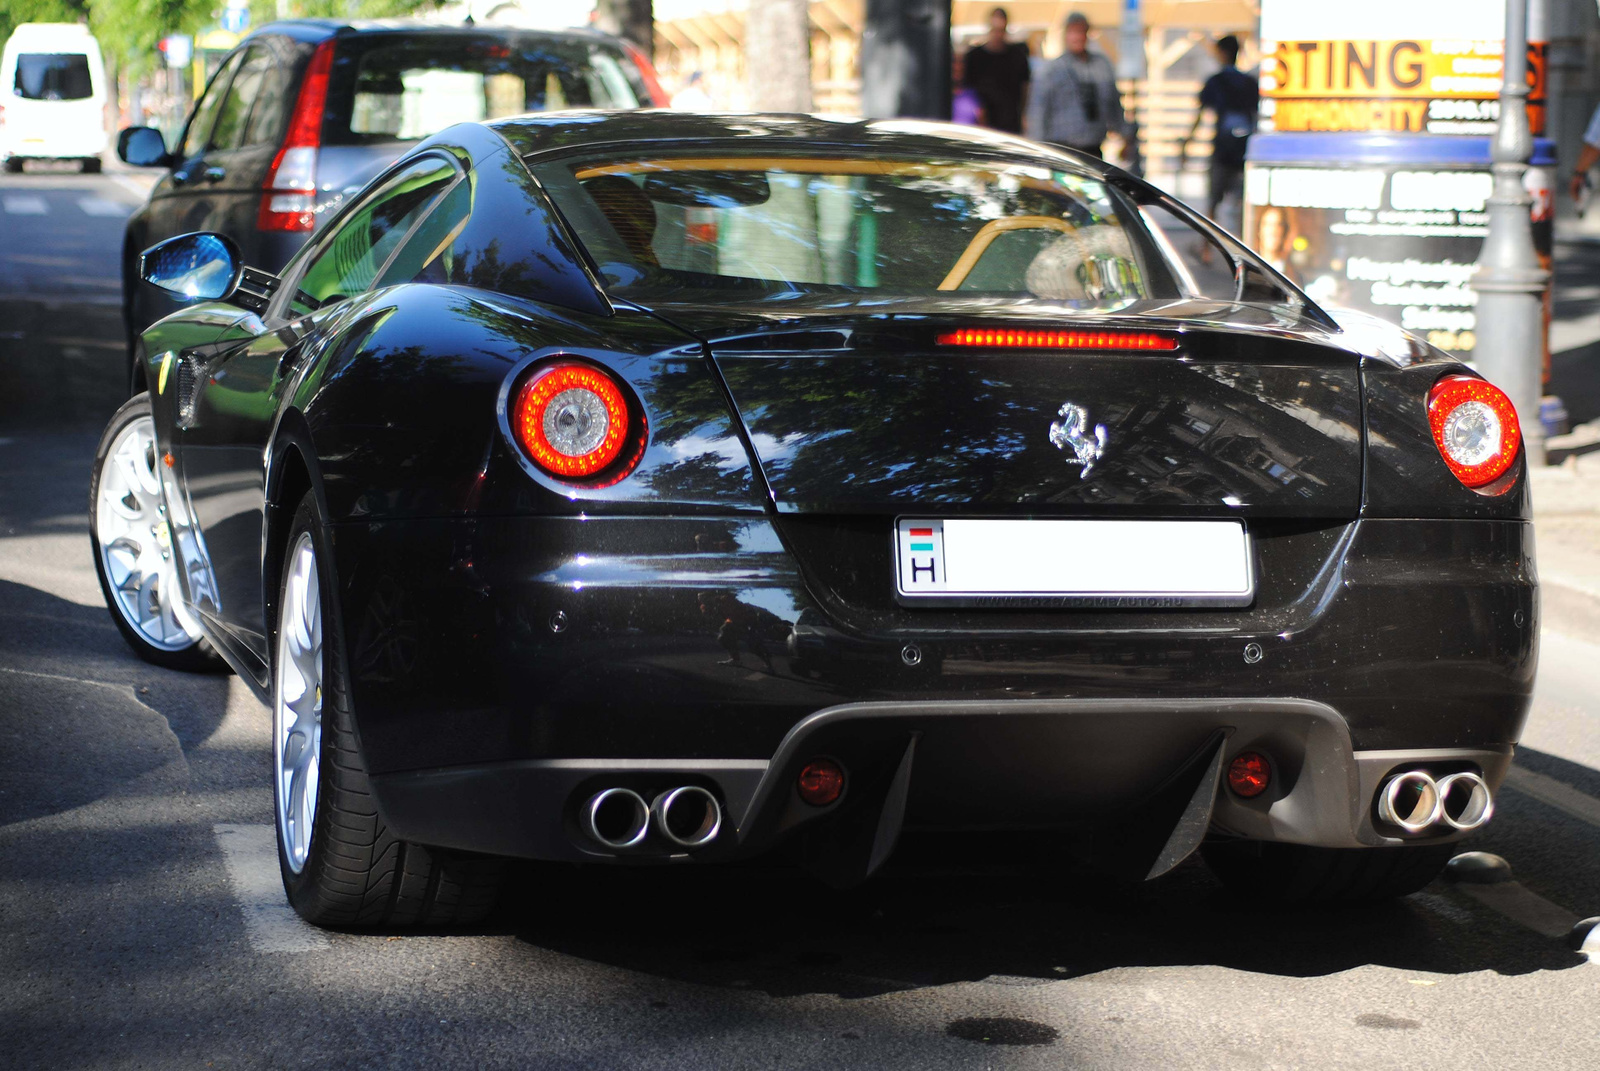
left=108, top=174, right=157, bottom=200
left=1454, top=879, right=1580, bottom=939
left=214, top=824, right=331, bottom=953
left=78, top=196, right=131, bottom=217
left=1503, top=766, right=1600, bottom=828
left=2, top=194, right=48, bottom=215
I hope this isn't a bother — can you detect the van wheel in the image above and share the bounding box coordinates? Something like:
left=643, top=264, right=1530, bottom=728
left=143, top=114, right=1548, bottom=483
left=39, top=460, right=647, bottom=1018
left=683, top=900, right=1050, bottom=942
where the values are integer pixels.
left=81, top=157, right=102, bottom=174
left=3, top=157, right=22, bottom=173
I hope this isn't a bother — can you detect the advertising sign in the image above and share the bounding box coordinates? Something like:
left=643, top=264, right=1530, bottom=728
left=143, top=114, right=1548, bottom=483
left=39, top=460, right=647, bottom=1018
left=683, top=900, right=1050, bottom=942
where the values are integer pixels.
left=1245, top=147, right=1553, bottom=357
left=1258, top=1, right=1546, bottom=136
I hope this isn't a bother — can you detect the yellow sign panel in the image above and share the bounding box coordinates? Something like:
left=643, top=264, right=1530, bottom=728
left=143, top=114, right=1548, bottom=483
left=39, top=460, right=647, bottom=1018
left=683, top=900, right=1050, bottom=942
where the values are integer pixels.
left=1262, top=39, right=1547, bottom=135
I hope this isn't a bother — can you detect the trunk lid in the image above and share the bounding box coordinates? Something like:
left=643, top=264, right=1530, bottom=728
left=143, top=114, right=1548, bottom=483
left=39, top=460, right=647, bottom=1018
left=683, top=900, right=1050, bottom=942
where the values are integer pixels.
left=672, top=298, right=1362, bottom=519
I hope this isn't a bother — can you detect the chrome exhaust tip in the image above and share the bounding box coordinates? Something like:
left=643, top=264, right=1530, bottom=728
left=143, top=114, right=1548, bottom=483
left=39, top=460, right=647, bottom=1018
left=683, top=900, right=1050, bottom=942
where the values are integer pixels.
left=1377, top=770, right=1443, bottom=833
left=582, top=787, right=650, bottom=850
left=652, top=785, right=722, bottom=849
left=1437, top=771, right=1494, bottom=831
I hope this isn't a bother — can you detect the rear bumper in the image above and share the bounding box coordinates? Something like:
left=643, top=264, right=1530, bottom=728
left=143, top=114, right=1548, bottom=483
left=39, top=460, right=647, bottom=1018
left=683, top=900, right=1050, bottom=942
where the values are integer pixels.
left=328, top=513, right=1535, bottom=864
left=369, top=698, right=1513, bottom=865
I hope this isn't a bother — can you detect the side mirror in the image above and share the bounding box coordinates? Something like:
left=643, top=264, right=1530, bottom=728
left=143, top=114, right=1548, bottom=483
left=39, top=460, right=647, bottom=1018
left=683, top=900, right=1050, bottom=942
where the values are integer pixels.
left=117, top=126, right=171, bottom=168
left=139, top=233, right=242, bottom=302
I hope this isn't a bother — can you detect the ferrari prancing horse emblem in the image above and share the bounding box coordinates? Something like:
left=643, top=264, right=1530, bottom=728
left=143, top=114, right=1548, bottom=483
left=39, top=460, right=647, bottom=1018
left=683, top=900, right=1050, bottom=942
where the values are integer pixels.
left=1048, top=402, right=1108, bottom=479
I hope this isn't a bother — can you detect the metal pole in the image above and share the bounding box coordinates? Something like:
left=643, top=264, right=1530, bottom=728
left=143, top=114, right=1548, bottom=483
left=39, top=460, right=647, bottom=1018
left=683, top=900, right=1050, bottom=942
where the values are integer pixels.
left=1473, top=0, right=1549, bottom=465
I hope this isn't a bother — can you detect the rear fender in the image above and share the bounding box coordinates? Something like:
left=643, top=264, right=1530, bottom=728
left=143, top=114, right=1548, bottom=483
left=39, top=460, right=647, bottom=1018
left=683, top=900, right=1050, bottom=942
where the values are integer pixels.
left=295, top=285, right=766, bottom=522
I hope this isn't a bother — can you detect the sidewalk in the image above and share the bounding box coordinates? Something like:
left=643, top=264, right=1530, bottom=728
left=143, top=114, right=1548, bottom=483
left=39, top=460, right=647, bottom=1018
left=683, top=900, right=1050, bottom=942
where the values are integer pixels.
left=1530, top=460, right=1600, bottom=639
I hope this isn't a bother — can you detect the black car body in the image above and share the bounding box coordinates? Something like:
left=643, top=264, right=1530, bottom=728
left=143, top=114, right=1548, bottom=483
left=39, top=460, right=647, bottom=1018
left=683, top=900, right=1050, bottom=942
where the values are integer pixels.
left=94, top=113, right=1535, bottom=925
left=115, top=18, right=664, bottom=392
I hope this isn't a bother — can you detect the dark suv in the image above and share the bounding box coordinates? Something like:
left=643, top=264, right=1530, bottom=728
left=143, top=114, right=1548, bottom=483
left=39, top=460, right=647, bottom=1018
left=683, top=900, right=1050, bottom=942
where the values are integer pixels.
left=116, top=18, right=665, bottom=392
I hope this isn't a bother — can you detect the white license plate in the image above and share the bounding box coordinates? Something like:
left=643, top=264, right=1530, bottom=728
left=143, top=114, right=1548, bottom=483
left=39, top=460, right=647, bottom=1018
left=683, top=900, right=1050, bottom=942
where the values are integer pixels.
left=895, top=518, right=1254, bottom=607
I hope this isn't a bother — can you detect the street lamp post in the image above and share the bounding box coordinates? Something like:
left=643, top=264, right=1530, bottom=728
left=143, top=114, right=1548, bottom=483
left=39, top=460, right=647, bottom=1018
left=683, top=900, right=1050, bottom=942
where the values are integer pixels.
left=1473, top=0, right=1549, bottom=464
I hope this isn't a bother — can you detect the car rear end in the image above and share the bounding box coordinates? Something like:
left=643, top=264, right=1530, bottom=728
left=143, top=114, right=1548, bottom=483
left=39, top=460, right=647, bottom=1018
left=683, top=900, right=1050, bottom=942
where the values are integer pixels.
left=346, top=128, right=1535, bottom=885
left=271, top=24, right=663, bottom=244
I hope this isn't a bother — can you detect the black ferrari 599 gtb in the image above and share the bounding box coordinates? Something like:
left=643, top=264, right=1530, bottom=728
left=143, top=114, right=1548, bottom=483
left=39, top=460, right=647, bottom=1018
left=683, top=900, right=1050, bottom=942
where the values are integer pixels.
left=90, top=112, right=1535, bottom=927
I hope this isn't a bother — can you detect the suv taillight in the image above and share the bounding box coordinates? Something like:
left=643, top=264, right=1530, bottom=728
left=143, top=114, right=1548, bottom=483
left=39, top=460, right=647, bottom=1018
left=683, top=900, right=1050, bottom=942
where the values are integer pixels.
left=257, top=40, right=334, bottom=233
left=621, top=41, right=670, bottom=106
left=1427, top=374, right=1521, bottom=489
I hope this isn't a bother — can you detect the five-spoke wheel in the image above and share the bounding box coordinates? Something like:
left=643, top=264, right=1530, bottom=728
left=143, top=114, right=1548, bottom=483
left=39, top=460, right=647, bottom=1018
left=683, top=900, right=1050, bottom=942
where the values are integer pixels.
left=89, top=393, right=219, bottom=670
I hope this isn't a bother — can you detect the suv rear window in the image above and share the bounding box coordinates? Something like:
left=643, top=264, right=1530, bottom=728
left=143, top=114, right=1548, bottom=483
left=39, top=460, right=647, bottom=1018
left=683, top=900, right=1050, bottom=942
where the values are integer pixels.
left=14, top=53, right=93, bottom=100
left=323, top=34, right=642, bottom=145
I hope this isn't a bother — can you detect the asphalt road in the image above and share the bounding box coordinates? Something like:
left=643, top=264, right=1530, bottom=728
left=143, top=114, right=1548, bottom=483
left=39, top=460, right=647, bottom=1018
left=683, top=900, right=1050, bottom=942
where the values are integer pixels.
left=3, top=167, right=1600, bottom=1071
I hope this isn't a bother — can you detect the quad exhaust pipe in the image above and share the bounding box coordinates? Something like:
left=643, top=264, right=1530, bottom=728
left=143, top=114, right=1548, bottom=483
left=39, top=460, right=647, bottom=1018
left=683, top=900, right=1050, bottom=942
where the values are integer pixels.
left=580, top=785, right=722, bottom=851
left=1377, top=770, right=1493, bottom=834
left=582, top=787, right=651, bottom=850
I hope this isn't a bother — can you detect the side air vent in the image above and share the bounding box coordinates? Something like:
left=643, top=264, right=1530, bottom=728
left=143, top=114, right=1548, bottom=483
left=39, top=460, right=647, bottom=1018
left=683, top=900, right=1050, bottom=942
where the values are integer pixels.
left=176, top=355, right=200, bottom=428
left=233, top=265, right=279, bottom=314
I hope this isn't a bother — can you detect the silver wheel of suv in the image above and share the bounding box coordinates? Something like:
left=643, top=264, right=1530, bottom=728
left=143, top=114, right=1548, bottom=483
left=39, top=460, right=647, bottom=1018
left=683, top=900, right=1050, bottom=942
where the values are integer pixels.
left=275, top=531, right=323, bottom=874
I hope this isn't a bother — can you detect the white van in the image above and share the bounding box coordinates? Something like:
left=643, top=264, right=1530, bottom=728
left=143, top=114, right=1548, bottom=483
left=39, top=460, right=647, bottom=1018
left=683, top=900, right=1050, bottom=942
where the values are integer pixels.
left=0, top=23, right=108, bottom=173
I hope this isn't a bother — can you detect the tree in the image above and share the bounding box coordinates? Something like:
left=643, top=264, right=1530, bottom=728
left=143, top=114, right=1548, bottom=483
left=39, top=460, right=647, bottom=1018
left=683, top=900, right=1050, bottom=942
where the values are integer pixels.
left=0, top=0, right=90, bottom=54
left=744, top=0, right=810, bottom=112
left=593, top=0, right=652, bottom=60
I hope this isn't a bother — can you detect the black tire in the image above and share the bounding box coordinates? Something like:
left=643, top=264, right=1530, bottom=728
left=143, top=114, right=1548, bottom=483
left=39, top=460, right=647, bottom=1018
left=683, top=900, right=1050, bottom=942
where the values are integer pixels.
left=81, top=156, right=102, bottom=174
left=89, top=393, right=226, bottom=672
left=275, top=492, right=504, bottom=928
left=1202, top=840, right=1455, bottom=903
left=3, top=157, right=22, bottom=173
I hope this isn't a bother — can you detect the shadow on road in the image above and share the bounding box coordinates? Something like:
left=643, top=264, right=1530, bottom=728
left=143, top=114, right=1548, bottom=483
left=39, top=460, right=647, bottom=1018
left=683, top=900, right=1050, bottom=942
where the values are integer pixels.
left=500, top=821, right=1590, bottom=996
left=0, top=578, right=232, bottom=828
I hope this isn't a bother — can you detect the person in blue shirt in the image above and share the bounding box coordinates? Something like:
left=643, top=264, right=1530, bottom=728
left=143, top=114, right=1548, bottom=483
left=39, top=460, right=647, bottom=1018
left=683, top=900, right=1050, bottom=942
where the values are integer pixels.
left=1181, top=34, right=1259, bottom=224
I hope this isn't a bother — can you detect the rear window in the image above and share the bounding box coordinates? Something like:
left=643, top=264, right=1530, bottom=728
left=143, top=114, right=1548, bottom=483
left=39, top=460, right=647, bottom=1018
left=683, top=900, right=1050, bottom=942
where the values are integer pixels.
left=13, top=53, right=93, bottom=101
left=323, top=34, right=641, bottom=145
left=530, top=153, right=1202, bottom=310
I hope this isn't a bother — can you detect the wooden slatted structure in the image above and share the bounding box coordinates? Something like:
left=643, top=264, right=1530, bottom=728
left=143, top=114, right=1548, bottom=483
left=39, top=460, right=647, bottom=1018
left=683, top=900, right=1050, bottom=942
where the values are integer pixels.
left=650, top=0, right=1259, bottom=184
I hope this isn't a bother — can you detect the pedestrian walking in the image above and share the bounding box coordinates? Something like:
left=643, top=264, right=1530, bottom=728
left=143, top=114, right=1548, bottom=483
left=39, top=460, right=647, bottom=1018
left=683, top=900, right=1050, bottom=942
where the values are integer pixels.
left=1568, top=101, right=1600, bottom=213
left=952, top=52, right=985, bottom=126
left=1180, top=34, right=1258, bottom=225
left=1025, top=12, right=1127, bottom=160
left=962, top=7, right=1030, bottom=135
left=671, top=70, right=713, bottom=111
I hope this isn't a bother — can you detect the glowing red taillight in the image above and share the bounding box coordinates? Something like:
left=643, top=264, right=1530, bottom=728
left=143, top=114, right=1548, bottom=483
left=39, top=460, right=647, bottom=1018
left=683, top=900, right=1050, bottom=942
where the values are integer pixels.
left=936, top=328, right=1177, bottom=351
left=512, top=361, right=639, bottom=481
left=1227, top=752, right=1271, bottom=798
left=257, top=40, right=335, bottom=233
left=797, top=758, right=846, bottom=806
left=1427, top=375, right=1521, bottom=489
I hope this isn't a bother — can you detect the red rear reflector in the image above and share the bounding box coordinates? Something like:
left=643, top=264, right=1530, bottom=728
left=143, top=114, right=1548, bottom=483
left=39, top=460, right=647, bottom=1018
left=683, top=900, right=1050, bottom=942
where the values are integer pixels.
left=1426, top=374, right=1521, bottom=489
left=1227, top=752, right=1271, bottom=798
left=512, top=361, right=637, bottom=481
left=797, top=758, right=846, bottom=806
left=936, top=329, right=1177, bottom=350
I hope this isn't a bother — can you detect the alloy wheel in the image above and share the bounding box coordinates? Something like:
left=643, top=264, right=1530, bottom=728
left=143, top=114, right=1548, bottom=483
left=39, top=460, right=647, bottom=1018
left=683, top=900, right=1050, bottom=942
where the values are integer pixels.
left=275, top=532, right=324, bottom=873
left=93, top=415, right=198, bottom=651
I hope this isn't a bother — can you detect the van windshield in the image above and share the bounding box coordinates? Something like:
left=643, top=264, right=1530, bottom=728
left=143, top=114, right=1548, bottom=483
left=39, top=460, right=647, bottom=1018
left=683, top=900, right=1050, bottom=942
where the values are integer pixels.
left=14, top=53, right=93, bottom=101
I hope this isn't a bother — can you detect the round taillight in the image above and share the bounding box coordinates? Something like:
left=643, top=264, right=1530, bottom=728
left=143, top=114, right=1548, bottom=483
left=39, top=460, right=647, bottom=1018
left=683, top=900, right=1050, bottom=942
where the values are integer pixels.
left=512, top=361, right=633, bottom=480
left=797, top=758, right=845, bottom=806
left=1227, top=751, right=1271, bottom=799
left=1427, top=375, right=1521, bottom=489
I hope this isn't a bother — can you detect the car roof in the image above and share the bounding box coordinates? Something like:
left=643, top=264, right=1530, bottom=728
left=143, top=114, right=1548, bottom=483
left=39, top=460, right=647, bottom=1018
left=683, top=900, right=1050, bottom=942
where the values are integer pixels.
left=491, top=111, right=1113, bottom=173
left=248, top=18, right=621, bottom=47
